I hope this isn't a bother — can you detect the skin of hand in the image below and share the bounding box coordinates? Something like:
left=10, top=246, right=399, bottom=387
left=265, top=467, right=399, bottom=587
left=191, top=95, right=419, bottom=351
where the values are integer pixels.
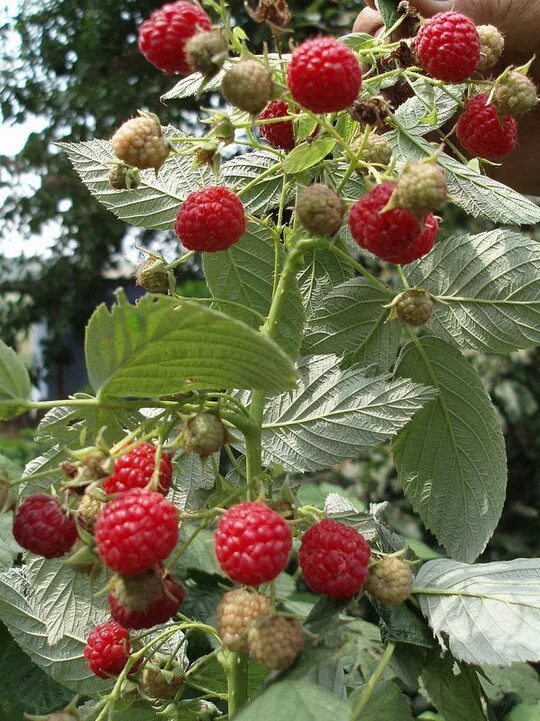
left=354, top=0, right=540, bottom=196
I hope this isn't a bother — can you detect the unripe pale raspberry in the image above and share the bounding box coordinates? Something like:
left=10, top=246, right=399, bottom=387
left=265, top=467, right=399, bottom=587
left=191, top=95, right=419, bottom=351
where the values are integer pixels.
left=395, top=289, right=434, bottom=327
left=111, top=115, right=170, bottom=171
left=364, top=557, right=414, bottom=605
left=395, top=162, right=448, bottom=217
left=138, top=1, right=212, bottom=75
left=109, top=572, right=185, bottom=629
left=77, top=484, right=105, bottom=533
left=247, top=616, right=304, bottom=670
left=348, top=182, right=438, bottom=265
left=186, top=30, right=227, bottom=77
left=136, top=257, right=172, bottom=294
left=221, top=60, right=274, bottom=114
left=142, top=663, right=184, bottom=699
left=181, top=413, right=227, bottom=458
left=13, top=494, right=78, bottom=558
left=175, top=186, right=246, bottom=252
left=476, top=25, right=504, bottom=73
left=84, top=621, right=135, bottom=679
left=95, top=489, right=178, bottom=576
left=214, top=502, right=292, bottom=585
left=216, top=589, right=271, bottom=652
left=108, top=164, right=139, bottom=190
left=287, top=37, right=362, bottom=113
left=299, top=519, right=371, bottom=599
left=103, top=442, right=172, bottom=495
left=456, top=94, right=518, bottom=160
left=415, top=12, right=480, bottom=83
left=296, top=184, right=344, bottom=237
left=494, top=71, right=538, bottom=117
left=258, top=100, right=295, bottom=151
left=354, top=132, right=392, bottom=167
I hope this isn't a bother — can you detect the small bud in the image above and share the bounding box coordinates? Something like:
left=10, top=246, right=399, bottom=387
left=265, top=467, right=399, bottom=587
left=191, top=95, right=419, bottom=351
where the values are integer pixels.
left=136, top=257, right=172, bottom=294
left=186, top=30, right=227, bottom=78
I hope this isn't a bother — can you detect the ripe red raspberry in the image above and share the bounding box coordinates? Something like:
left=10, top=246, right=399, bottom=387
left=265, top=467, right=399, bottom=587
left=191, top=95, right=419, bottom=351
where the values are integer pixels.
left=395, top=289, right=434, bottom=326
left=84, top=621, right=136, bottom=679
left=287, top=37, right=362, bottom=113
left=138, top=1, right=212, bottom=75
left=415, top=11, right=480, bottom=82
left=95, top=489, right=178, bottom=576
left=214, top=502, right=292, bottom=585
left=103, top=442, right=172, bottom=496
left=348, top=182, right=438, bottom=265
left=364, top=557, right=414, bottom=605
left=111, top=115, right=170, bottom=171
left=215, top=588, right=271, bottom=652
left=109, top=572, right=185, bottom=629
left=298, top=519, right=371, bottom=599
left=181, top=413, right=227, bottom=458
left=476, top=25, right=505, bottom=73
left=296, top=184, right=344, bottom=237
left=13, top=494, right=77, bottom=558
left=247, top=616, right=304, bottom=670
left=456, top=94, right=518, bottom=160
left=258, top=100, right=295, bottom=151
left=221, top=60, right=274, bottom=114
left=174, top=186, right=246, bottom=252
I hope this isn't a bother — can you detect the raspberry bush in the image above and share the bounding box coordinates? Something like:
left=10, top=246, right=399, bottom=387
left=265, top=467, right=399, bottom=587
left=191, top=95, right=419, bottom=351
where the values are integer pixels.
left=1, top=1, right=540, bottom=719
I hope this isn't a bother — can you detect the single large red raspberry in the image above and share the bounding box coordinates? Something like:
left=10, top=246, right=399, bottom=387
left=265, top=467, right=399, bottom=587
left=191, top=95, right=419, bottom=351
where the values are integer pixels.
left=138, top=1, right=212, bottom=75
left=109, top=575, right=186, bottom=629
left=95, top=489, right=178, bottom=576
left=13, top=494, right=77, bottom=558
left=258, top=100, right=295, bottom=151
left=214, top=502, right=292, bottom=585
left=348, top=182, right=438, bottom=265
left=287, top=37, right=362, bottom=113
left=174, top=186, right=246, bottom=252
left=456, top=94, right=518, bottom=160
left=415, top=11, right=480, bottom=82
left=103, top=443, right=172, bottom=496
left=299, top=519, right=371, bottom=599
left=84, top=621, right=134, bottom=679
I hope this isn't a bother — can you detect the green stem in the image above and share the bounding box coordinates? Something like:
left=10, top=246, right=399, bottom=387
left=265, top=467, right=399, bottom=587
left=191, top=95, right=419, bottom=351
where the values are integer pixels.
left=225, top=651, right=249, bottom=717
left=329, top=246, right=394, bottom=296
left=350, top=642, right=396, bottom=720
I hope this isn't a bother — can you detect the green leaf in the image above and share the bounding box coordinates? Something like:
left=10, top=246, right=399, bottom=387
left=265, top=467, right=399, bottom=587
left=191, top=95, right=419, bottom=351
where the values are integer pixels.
left=377, top=603, right=434, bottom=648
left=161, top=69, right=223, bottom=102
left=0, top=516, right=21, bottom=572
left=393, top=336, right=507, bottom=562
left=406, top=229, right=540, bottom=353
left=396, top=81, right=466, bottom=132
left=282, top=138, right=337, bottom=174
left=415, top=558, right=540, bottom=666
left=220, top=151, right=285, bottom=216
left=173, top=526, right=222, bottom=577
left=169, top=452, right=216, bottom=512
left=506, top=702, right=540, bottom=721
left=235, top=678, right=349, bottom=721
left=260, top=355, right=435, bottom=472
left=422, top=650, right=487, bottom=721
left=350, top=680, right=414, bottom=721
left=0, top=559, right=109, bottom=696
left=204, top=222, right=305, bottom=358
left=481, top=663, right=540, bottom=704
left=0, top=339, right=31, bottom=420
left=340, top=33, right=378, bottom=51
left=389, top=128, right=540, bottom=225
left=303, top=278, right=400, bottom=372
left=297, top=248, right=353, bottom=317
left=377, top=0, right=400, bottom=29
left=59, top=130, right=214, bottom=231
left=85, top=291, right=296, bottom=398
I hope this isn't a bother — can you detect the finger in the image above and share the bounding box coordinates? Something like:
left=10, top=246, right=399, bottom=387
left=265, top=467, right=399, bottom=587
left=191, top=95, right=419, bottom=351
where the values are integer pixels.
left=353, top=7, right=383, bottom=35
left=406, top=0, right=491, bottom=24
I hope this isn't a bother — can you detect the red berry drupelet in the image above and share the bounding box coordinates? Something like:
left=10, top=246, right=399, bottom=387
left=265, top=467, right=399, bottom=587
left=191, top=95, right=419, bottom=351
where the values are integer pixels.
left=415, top=11, right=480, bottom=83
left=258, top=100, right=295, bottom=151
left=299, top=519, right=371, bottom=599
left=84, top=621, right=134, bottom=679
left=95, top=489, right=178, bottom=576
left=214, top=502, right=292, bottom=585
left=348, top=182, right=438, bottom=265
left=103, top=442, right=172, bottom=496
left=456, top=94, right=518, bottom=160
left=174, top=186, right=246, bottom=252
left=287, top=37, right=362, bottom=113
left=138, top=1, right=212, bottom=75
left=109, top=574, right=186, bottom=629
left=13, top=494, right=78, bottom=558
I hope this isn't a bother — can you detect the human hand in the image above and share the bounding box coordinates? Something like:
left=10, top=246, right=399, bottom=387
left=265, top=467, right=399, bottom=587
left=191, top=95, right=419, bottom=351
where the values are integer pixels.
left=354, top=0, right=540, bottom=195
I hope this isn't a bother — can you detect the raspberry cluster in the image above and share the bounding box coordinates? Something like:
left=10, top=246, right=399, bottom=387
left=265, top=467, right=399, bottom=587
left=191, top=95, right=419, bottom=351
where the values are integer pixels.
left=103, top=442, right=172, bottom=496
